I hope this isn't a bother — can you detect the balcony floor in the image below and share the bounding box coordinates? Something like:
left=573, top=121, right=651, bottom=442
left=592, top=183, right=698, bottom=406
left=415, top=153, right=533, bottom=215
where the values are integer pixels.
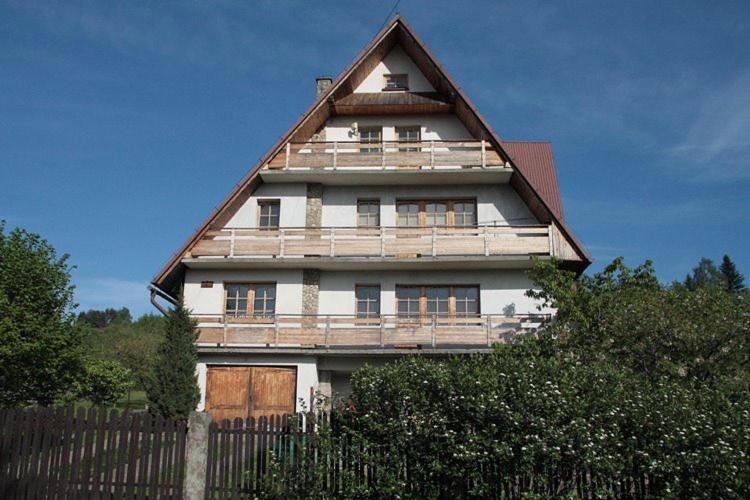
left=182, top=254, right=549, bottom=271
left=197, top=345, right=495, bottom=355
left=259, top=167, right=513, bottom=185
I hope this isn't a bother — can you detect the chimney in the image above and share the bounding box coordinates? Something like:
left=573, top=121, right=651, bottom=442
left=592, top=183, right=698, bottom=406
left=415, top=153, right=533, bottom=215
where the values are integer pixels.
left=316, top=76, right=333, bottom=97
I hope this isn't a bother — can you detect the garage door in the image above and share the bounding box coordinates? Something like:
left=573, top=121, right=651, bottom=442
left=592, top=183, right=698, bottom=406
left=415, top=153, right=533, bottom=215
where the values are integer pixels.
left=205, top=366, right=296, bottom=422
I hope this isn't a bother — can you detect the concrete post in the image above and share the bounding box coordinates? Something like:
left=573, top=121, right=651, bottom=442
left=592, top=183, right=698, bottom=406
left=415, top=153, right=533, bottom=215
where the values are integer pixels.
left=318, top=370, right=333, bottom=411
left=183, top=411, right=212, bottom=500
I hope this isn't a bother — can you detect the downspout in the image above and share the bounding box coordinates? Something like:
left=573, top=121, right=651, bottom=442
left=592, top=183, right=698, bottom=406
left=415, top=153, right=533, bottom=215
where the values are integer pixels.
left=149, top=284, right=178, bottom=316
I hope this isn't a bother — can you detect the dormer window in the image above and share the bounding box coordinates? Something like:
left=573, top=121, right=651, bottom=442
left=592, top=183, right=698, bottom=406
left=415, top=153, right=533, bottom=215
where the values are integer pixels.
left=383, top=74, right=408, bottom=91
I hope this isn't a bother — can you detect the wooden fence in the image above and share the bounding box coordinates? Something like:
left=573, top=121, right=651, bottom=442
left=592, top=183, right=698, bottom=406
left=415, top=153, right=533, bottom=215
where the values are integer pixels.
left=205, top=415, right=302, bottom=498
left=204, top=413, right=657, bottom=499
left=0, top=407, right=187, bottom=499
left=1, top=407, right=656, bottom=499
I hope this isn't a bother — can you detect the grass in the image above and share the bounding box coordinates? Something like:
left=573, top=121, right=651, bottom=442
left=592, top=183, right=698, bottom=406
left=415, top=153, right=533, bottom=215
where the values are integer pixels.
left=75, top=390, right=148, bottom=411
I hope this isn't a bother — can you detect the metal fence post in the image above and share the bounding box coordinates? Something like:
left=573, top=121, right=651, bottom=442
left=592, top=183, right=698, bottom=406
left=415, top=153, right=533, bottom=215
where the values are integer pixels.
left=183, top=411, right=212, bottom=500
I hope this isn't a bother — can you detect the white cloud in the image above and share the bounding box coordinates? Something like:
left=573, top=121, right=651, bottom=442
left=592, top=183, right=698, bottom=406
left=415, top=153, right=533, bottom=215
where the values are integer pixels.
left=667, top=68, right=750, bottom=181
left=74, top=277, right=151, bottom=317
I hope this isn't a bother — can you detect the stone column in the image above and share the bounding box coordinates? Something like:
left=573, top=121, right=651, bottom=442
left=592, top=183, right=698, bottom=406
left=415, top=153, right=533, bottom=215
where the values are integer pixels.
left=302, top=269, right=320, bottom=318
left=183, top=411, right=212, bottom=500
left=303, top=183, right=322, bottom=327
left=305, top=183, right=323, bottom=229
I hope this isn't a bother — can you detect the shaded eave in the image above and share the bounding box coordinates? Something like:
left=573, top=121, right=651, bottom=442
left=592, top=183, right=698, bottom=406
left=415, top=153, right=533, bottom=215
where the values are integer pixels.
left=151, top=15, right=591, bottom=296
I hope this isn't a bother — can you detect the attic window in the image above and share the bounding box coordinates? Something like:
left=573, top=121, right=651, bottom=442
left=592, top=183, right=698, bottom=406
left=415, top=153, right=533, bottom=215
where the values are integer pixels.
left=383, top=74, right=408, bottom=91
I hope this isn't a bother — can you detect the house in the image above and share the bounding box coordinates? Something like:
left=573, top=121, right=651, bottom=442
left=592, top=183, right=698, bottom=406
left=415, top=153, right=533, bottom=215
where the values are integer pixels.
left=149, top=16, right=590, bottom=422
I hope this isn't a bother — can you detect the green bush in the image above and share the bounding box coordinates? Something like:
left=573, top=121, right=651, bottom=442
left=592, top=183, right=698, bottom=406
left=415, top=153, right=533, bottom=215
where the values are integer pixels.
left=269, top=337, right=749, bottom=499
left=350, top=340, right=749, bottom=498
left=75, top=358, right=134, bottom=407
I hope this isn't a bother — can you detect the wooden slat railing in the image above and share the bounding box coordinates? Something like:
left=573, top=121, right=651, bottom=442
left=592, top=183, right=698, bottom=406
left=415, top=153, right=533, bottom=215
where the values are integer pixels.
left=193, top=313, right=549, bottom=348
left=191, top=225, right=552, bottom=259
left=265, top=140, right=505, bottom=170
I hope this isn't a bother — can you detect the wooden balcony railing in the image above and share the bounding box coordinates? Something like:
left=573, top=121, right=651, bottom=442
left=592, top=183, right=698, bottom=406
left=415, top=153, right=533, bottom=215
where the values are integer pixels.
left=191, top=225, right=552, bottom=259
left=265, top=140, right=505, bottom=170
left=194, top=313, right=548, bottom=348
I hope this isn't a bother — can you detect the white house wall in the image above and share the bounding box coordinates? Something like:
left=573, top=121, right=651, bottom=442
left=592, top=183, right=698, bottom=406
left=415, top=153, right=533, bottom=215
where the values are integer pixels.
left=184, top=268, right=304, bottom=315
left=220, top=183, right=537, bottom=229
left=318, top=269, right=546, bottom=317
left=353, top=45, right=436, bottom=93
left=322, top=184, right=538, bottom=227
left=184, top=267, right=546, bottom=318
left=324, top=114, right=472, bottom=143
left=224, top=182, right=307, bottom=228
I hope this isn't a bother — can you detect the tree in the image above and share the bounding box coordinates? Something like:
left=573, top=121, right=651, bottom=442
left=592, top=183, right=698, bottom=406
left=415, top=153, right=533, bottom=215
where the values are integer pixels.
left=684, top=257, right=723, bottom=290
left=77, top=307, right=132, bottom=328
left=527, top=257, right=750, bottom=384
left=75, top=359, right=134, bottom=407
left=145, top=300, right=200, bottom=419
left=720, top=254, right=747, bottom=294
left=0, top=222, right=85, bottom=406
left=82, top=313, right=164, bottom=390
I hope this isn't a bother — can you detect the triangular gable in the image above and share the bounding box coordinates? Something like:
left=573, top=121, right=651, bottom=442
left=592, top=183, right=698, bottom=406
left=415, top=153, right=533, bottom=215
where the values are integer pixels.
left=353, top=45, right=436, bottom=93
left=151, top=15, right=591, bottom=296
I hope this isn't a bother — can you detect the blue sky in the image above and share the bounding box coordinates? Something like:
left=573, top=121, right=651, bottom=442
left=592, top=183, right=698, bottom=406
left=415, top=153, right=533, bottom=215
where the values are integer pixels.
left=2, top=1, right=749, bottom=317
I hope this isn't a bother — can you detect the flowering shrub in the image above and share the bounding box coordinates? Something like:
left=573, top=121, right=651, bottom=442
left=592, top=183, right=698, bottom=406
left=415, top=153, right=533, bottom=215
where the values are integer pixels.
left=333, top=337, right=749, bottom=498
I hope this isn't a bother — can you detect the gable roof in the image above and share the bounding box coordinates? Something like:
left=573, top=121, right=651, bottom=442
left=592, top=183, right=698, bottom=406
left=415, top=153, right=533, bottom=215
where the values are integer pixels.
left=151, top=15, right=591, bottom=296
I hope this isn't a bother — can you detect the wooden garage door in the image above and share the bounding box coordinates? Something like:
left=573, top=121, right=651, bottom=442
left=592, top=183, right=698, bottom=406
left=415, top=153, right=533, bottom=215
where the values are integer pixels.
left=206, top=366, right=296, bottom=422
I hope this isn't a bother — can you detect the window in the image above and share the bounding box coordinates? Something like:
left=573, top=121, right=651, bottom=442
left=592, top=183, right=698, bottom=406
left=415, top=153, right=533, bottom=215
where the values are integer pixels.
left=397, top=202, right=420, bottom=228
left=258, top=200, right=280, bottom=229
left=396, top=285, right=480, bottom=320
left=454, top=286, right=479, bottom=317
left=453, top=201, right=477, bottom=227
left=356, top=285, right=380, bottom=318
left=357, top=200, right=380, bottom=228
left=383, top=74, right=409, bottom=90
left=225, top=283, right=276, bottom=319
left=396, top=127, right=420, bottom=152
left=424, top=202, right=448, bottom=227
left=396, top=199, right=477, bottom=228
left=359, top=127, right=382, bottom=153
left=425, top=286, right=450, bottom=317
left=396, top=286, right=421, bottom=319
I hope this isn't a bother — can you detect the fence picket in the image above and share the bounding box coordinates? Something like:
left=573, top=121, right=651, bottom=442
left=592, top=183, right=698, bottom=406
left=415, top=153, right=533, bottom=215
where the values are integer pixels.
left=247, top=417, right=259, bottom=494
left=36, top=407, right=56, bottom=498
left=90, top=406, right=108, bottom=496
left=17, top=407, right=37, bottom=498
left=147, top=415, right=164, bottom=499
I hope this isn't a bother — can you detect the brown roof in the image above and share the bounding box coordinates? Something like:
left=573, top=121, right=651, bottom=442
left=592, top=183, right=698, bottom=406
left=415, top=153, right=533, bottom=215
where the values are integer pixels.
left=150, top=15, right=590, bottom=296
left=501, top=141, right=564, bottom=220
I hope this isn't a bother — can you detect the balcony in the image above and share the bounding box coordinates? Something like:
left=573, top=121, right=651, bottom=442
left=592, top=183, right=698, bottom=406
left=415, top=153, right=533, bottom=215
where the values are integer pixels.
left=185, top=225, right=552, bottom=270
left=194, top=313, right=548, bottom=350
left=260, top=141, right=513, bottom=185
